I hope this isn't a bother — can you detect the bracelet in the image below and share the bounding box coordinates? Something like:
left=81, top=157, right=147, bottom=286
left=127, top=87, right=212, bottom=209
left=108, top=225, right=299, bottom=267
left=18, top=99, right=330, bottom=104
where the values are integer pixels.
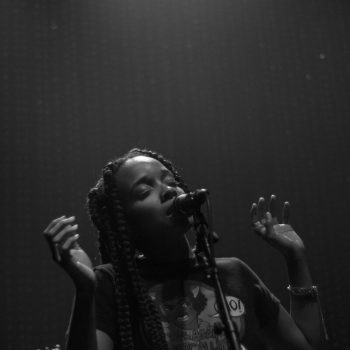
left=287, top=285, right=318, bottom=299
left=287, top=285, right=329, bottom=341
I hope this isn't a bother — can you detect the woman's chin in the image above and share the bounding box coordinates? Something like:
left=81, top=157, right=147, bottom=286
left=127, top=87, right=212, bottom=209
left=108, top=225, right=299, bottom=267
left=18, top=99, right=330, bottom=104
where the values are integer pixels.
left=170, top=214, right=192, bottom=231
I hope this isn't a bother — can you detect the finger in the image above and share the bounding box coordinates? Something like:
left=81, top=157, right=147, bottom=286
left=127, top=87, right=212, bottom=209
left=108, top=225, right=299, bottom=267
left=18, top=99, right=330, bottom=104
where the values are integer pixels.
left=250, top=203, right=259, bottom=225
left=52, top=224, right=78, bottom=244
left=53, top=233, right=80, bottom=262
left=265, top=211, right=272, bottom=224
left=52, top=242, right=62, bottom=262
left=45, top=223, right=77, bottom=262
left=61, top=233, right=80, bottom=251
left=54, top=233, right=80, bottom=263
left=252, top=221, right=267, bottom=237
left=264, top=211, right=274, bottom=233
left=257, top=197, right=266, bottom=220
left=268, top=194, right=277, bottom=219
left=43, top=215, right=66, bottom=233
left=44, top=216, right=76, bottom=237
left=282, top=201, right=290, bottom=224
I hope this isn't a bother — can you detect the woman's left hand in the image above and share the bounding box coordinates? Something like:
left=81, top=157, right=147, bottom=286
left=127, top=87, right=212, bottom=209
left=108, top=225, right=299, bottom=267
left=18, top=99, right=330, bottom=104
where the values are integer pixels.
left=250, top=195, right=306, bottom=260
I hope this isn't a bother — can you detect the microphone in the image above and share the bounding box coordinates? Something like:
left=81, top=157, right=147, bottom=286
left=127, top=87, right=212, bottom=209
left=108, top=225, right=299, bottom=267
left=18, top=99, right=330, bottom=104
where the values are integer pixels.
left=172, top=188, right=209, bottom=217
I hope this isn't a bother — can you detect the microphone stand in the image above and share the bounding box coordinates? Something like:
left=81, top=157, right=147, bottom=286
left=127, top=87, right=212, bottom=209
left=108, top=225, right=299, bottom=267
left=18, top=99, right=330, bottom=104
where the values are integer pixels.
left=193, top=197, right=241, bottom=350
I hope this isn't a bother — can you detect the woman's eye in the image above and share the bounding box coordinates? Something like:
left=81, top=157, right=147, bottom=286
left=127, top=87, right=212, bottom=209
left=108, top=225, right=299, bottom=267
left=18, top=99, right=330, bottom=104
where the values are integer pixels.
left=134, top=186, right=151, bottom=199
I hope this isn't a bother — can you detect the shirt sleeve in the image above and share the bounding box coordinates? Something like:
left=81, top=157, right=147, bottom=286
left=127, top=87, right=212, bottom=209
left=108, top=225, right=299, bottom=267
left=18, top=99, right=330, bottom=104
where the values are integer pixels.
left=239, top=260, right=281, bottom=328
left=93, top=264, right=117, bottom=342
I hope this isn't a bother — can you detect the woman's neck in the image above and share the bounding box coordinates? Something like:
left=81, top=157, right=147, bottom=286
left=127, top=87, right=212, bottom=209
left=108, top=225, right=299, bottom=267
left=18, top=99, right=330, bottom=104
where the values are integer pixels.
left=142, top=234, right=195, bottom=264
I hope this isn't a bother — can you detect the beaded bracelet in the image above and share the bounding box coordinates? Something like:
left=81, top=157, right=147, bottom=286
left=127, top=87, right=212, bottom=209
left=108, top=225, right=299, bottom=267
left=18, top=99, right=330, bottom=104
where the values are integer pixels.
left=287, top=285, right=318, bottom=299
left=287, top=284, right=329, bottom=341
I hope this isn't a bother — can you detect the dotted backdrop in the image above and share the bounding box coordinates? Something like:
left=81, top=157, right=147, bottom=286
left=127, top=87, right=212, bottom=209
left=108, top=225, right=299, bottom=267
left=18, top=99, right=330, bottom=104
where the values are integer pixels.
left=1, top=0, right=350, bottom=349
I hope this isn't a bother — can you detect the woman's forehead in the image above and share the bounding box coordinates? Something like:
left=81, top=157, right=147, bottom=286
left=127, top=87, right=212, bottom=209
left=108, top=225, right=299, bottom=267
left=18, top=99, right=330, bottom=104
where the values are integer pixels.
left=123, top=156, right=166, bottom=173
left=115, top=156, right=168, bottom=190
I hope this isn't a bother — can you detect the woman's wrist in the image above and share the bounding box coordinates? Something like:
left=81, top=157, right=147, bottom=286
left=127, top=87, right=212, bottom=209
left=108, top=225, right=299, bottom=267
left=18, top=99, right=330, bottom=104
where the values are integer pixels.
left=284, top=246, right=307, bottom=265
left=284, top=248, right=314, bottom=288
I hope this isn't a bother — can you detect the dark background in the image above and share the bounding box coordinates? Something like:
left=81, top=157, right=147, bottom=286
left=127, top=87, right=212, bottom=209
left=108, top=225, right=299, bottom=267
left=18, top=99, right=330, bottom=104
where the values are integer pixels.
left=1, top=0, right=349, bottom=349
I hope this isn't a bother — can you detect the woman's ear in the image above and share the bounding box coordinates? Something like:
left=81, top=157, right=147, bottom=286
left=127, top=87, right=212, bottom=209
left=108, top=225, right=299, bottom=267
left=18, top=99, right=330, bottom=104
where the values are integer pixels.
left=130, top=229, right=147, bottom=260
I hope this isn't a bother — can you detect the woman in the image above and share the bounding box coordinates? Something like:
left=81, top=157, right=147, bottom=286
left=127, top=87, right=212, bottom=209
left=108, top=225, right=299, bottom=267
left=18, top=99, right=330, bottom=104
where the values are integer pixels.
left=43, top=148, right=323, bottom=350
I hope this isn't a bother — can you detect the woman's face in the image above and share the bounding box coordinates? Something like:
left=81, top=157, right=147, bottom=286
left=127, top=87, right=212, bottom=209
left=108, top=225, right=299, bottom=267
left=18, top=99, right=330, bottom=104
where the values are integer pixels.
left=115, top=156, right=191, bottom=249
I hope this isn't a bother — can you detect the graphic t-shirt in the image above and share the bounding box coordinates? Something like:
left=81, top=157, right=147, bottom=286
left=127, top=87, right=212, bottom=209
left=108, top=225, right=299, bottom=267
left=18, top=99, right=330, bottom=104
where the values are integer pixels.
left=94, top=257, right=280, bottom=350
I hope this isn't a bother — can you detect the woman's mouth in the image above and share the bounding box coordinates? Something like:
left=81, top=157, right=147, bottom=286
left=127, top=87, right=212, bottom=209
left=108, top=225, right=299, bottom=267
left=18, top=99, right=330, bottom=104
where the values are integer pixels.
left=165, top=199, right=193, bottom=229
left=166, top=199, right=175, bottom=217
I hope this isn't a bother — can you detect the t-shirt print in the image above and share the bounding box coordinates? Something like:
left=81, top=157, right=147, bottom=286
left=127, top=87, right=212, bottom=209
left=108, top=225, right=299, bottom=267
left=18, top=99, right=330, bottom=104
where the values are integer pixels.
left=149, top=280, right=248, bottom=350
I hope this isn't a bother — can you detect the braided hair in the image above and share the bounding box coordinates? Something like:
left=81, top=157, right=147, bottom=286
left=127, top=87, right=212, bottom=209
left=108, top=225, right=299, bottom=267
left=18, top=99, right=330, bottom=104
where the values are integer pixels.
left=87, top=148, right=191, bottom=350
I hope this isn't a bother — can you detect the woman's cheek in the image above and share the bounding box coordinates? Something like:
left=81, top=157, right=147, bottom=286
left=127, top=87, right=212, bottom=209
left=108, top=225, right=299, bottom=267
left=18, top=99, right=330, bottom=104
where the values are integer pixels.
left=128, top=198, right=162, bottom=225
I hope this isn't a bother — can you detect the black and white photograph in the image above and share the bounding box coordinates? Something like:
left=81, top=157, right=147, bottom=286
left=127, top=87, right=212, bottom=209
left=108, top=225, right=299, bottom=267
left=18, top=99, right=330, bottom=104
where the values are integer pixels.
left=1, top=1, right=349, bottom=349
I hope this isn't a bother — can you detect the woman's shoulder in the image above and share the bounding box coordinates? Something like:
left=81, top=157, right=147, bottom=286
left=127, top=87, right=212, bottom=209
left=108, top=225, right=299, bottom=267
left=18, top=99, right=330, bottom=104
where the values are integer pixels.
left=216, top=257, right=260, bottom=283
left=216, top=257, right=248, bottom=271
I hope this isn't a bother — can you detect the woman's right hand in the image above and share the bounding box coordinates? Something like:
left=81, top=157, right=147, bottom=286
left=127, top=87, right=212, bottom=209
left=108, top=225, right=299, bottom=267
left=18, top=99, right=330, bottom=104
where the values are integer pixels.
left=43, top=215, right=96, bottom=292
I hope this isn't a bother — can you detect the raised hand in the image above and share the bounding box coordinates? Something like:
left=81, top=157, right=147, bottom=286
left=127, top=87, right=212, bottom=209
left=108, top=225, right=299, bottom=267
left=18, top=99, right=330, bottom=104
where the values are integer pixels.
left=43, top=216, right=96, bottom=291
left=250, top=195, right=305, bottom=259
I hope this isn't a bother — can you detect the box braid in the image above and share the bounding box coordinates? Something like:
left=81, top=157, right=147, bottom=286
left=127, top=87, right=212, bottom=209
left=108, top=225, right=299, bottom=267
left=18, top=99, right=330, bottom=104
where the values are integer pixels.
left=86, top=148, right=203, bottom=350
left=87, top=179, right=134, bottom=348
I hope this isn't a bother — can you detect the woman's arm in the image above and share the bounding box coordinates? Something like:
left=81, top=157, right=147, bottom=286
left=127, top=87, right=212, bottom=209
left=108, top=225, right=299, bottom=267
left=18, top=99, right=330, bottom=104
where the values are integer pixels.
left=285, top=252, right=322, bottom=347
left=259, top=256, right=322, bottom=350
left=43, top=216, right=113, bottom=350
left=65, top=290, right=97, bottom=350
left=250, top=196, right=323, bottom=349
left=66, top=290, right=114, bottom=350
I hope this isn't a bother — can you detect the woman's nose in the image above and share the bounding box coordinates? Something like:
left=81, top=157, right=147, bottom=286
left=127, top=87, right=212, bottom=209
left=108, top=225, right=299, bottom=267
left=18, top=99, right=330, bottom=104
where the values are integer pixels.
left=161, top=185, right=178, bottom=203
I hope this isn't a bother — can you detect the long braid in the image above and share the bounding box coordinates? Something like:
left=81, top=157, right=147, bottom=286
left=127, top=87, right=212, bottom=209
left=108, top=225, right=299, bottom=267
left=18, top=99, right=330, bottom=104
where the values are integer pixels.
left=111, top=197, right=168, bottom=348
left=88, top=172, right=134, bottom=348
left=87, top=148, right=194, bottom=349
left=107, top=162, right=142, bottom=348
